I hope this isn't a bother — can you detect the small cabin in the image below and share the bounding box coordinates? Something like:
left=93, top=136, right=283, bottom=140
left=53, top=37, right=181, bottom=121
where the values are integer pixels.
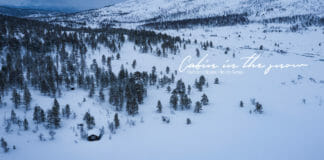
left=87, top=129, right=103, bottom=142
left=87, top=135, right=101, bottom=141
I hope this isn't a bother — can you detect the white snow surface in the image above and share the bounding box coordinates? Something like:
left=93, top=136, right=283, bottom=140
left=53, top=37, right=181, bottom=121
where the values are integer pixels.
left=39, top=0, right=324, bottom=27
left=1, top=24, right=324, bottom=160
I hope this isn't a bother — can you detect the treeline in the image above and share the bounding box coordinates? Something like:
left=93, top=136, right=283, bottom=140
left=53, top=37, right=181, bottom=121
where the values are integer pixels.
left=141, top=13, right=249, bottom=29
left=0, top=14, right=182, bottom=96
left=262, top=14, right=324, bottom=26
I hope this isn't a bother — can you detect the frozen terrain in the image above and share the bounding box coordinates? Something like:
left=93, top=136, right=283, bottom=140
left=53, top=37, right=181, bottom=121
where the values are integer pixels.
left=1, top=22, right=324, bottom=160
left=37, top=0, right=324, bottom=27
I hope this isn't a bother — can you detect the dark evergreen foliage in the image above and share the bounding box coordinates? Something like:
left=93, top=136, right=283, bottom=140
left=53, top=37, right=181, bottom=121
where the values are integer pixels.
left=201, top=94, right=209, bottom=105
left=142, top=13, right=249, bottom=29
left=194, top=101, right=202, bottom=113
left=83, top=111, right=95, bottom=129
left=1, top=138, right=9, bottom=153
left=47, top=99, right=61, bottom=129
left=33, top=106, right=45, bottom=124
left=156, top=100, right=162, bottom=113
left=114, top=113, right=120, bottom=129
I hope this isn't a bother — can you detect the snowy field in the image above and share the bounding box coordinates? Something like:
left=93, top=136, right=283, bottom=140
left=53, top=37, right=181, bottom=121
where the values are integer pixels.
left=1, top=23, right=324, bottom=160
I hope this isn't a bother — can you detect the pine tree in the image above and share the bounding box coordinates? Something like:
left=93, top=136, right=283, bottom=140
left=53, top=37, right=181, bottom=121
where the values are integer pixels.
left=83, top=112, right=95, bottom=129
left=23, top=118, right=29, bottom=131
left=23, top=86, right=32, bottom=111
left=201, top=94, right=209, bottom=105
left=114, top=113, right=120, bottom=129
left=101, top=55, right=106, bottom=65
left=199, top=75, right=206, bottom=86
left=116, top=53, right=120, bottom=60
left=170, top=93, right=178, bottom=110
left=196, top=48, right=200, bottom=57
left=240, top=101, right=244, bottom=107
left=167, top=86, right=171, bottom=92
left=132, top=60, right=136, bottom=69
left=186, top=118, right=191, bottom=125
left=89, top=82, right=95, bottom=98
left=47, top=99, right=60, bottom=129
left=187, top=85, right=191, bottom=95
left=156, top=100, right=162, bottom=113
left=126, top=97, right=138, bottom=115
left=175, top=79, right=186, bottom=95
left=11, top=89, right=21, bottom=108
left=166, top=66, right=170, bottom=74
left=10, top=110, right=17, bottom=124
left=33, top=106, right=45, bottom=124
left=194, top=101, right=202, bottom=113
left=99, top=88, right=105, bottom=102
left=0, top=95, right=2, bottom=107
left=214, top=78, right=219, bottom=84
left=254, top=102, right=263, bottom=114
left=63, top=104, right=71, bottom=118
left=180, top=94, right=192, bottom=110
left=1, top=138, right=9, bottom=153
left=195, top=76, right=206, bottom=91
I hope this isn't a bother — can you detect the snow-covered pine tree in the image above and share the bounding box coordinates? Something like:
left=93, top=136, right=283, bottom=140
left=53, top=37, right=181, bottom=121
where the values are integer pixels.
left=240, top=101, right=244, bottom=107
left=64, top=104, right=71, bottom=118
left=170, top=92, right=178, bottom=110
left=132, top=59, right=136, bottom=69
left=23, top=86, right=32, bottom=111
left=1, top=138, right=9, bottom=153
left=116, top=53, right=120, bottom=60
left=89, top=82, right=95, bottom=98
left=47, top=99, right=61, bottom=129
left=33, top=106, right=45, bottom=124
left=254, top=102, right=263, bottom=114
left=114, top=113, right=120, bottom=129
left=10, top=110, right=17, bottom=124
left=187, top=85, right=191, bottom=95
left=194, top=101, right=202, bottom=113
left=186, top=118, right=191, bottom=125
left=196, top=48, right=200, bottom=57
left=83, top=111, right=95, bottom=129
left=201, top=94, right=209, bottom=105
left=214, top=78, right=219, bottom=84
left=166, top=66, right=170, bottom=74
left=99, top=88, right=105, bottom=102
left=102, top=55, right=106, bottom=65
left=157, top=100, right=162, bottom=113
left=23, top=118, right=29, bottom=131
left=11, top=88, right=21, bottom=109
left=126, top=97, right=139, bottom=115
left=180, top=94, right=192, bottom=110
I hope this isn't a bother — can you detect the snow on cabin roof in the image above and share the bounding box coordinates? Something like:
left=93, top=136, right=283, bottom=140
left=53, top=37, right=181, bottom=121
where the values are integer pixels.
left=87, top=129, right=100, bottom=135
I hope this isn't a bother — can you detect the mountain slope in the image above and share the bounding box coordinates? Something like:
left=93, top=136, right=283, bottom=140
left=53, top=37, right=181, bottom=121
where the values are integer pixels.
left=0, top=6, right=63, bottom=18
left=38, top=0, right=324, bottom=27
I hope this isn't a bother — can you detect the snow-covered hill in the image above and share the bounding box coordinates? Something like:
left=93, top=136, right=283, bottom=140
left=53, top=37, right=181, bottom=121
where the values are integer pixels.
left=0, top=1, right=324, bottom=160
left=1, top=22, right=324, bottom=160
left=38, top=0, right=324, bottom=27
left=0, top=6, right=66, bottom=18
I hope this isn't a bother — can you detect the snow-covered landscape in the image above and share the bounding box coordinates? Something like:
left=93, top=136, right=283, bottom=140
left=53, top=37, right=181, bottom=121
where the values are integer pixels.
left=0, top=0, right=323, bottom=160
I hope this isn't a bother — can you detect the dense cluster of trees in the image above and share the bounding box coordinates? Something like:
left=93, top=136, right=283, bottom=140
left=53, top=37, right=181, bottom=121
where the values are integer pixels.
left=108, top=68, right=148, bottom=115
left=0, top=14, right=185, bottom=134
left=169, top=79, right=193, bottom=111
left=0, top=14, right=182, bottom=99
left=262, top=14, right=324, bottom=26
left=142, top=13, right=249, bottom=29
